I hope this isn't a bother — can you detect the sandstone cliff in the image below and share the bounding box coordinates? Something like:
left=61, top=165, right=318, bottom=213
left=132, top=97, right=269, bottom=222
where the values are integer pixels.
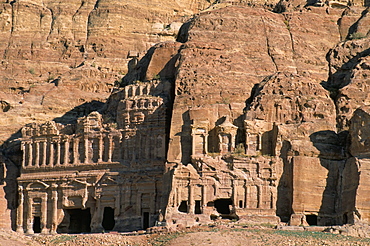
left=0, top=0, right=214, bottom=146
left=1, top=0, right=370, bottom=233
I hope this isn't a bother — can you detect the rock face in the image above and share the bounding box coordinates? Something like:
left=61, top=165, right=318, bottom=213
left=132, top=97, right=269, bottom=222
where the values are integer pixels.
left=16, top=78, right=172, bottom=233
left=2, top=0, right=370, bottom=234
left=0, top=0, right=213, bottom=146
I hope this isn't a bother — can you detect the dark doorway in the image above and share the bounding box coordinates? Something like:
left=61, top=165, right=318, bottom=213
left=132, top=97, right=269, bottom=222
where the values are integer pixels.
left=67, top=208, right=91, bottom=233
left=306, top=215, right=318, bottom=226
left=143, top=212, right=150, bottom=229
left=214, top=199, right=232, bottom=214
left=343, top=213, right=348, bottom=224
left=195, top=200, right=202, bottom=214
left=102, top=207, right=115, bottom=231
left=178, top=201, right=188, bottom=213
left=33, top=216, right=41, bottom=233
left=239, top=200, right=243, bottom=208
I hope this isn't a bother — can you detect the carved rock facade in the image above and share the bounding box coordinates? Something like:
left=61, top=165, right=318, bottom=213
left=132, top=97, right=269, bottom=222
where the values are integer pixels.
left=17, top=79, right=172, bottom=233
left=7, top=5, right=370, bottom=233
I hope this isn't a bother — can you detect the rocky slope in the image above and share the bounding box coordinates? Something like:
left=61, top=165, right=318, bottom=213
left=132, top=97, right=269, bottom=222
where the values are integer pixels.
left=1, top=0, right=370, bottom=233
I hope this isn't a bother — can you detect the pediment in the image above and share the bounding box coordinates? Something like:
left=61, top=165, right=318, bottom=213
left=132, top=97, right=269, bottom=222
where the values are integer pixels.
left=26, top=181, right=49, bottom=190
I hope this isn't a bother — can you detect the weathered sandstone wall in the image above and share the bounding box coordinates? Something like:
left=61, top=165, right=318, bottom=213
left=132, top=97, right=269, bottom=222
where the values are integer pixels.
left=1, top=0, right=370, bottom=232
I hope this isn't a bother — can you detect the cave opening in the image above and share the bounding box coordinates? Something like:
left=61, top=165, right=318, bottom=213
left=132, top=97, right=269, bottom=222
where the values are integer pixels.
left=343, top=213, right=348, bottom=224
left=33, top=216, right=41, bottom=233
left=102, top=207, right=115, bottom=231
left=143, top=212, right=150, bottom=229
left=306, top=214, right=318, bottom=226
left=67, top=208, right=91, bottom=233
left=195, top=200, right=202, bottom=214
left=214, top=198, right=232, bottom=215
left=178, top=201, right=188, bottom=213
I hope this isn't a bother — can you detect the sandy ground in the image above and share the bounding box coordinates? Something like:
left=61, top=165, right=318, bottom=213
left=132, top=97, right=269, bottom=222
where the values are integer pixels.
left=1, top=225, right=370, bottom=246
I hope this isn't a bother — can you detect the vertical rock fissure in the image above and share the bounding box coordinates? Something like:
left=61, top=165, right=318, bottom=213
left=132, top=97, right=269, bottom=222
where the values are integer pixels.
left=72, top=0, right=86, bottom=42
left=46, top=8, right=55, bottom=41
left=86, top=0, right=101, bottom=48
left=283, top=14, right=296, bottom=63
left=4, top=1, right=16, bottom=59
left=261, top=17, right=278, bottom=72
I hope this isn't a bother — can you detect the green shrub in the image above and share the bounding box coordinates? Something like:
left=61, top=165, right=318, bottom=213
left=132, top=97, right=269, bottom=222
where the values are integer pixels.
left=28, top=68, right=35, bottom=75
left=349, top=32, right=366, bottom=40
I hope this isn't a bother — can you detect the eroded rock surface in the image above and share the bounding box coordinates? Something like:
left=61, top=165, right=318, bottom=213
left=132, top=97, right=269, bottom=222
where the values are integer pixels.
left=0, top=0, right=213, bottom=146
left=2, top=1, right=370, bottom=235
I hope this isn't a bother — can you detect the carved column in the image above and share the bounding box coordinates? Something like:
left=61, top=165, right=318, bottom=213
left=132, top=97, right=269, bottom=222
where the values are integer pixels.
left=49, top=140, right=54, bottom=167
left=150, top=136, right=154, bottom=159
left=16, top=186, right=24, bottom=233
left=188, top=183, right=194, bottom=214
left=191, top=132, right=195, bottom=156
left=230, top=134, right=236, bottom=152
left=218, top=135, right=223, bottom=154
left=244, top=182, right=248, bottom=209
left=118, top=135, right=123, bottom=161
left=176, top=187, right=180, bottom=207
left=107, top=135, right=113, bottom=163
left=26, top=196, right=34, bottom=234
left=64, top=137, right=70, bottom=165
left=135, top=134, right=141, bottom=160
left=124, top=87, right=129, bottom=98
left=257, top=134, right=262, bottom=151
left=21, top=143, right=26, bottom=168
left=73, top=138, right=79, bottom=164
left=145, top=135, right=150, bottom=160
left=50, top=184, right=58, bottom=234
left=55, top=140, right=61, bottom=166
left=41, top=195, right=48, bottom=234
left=84, top=135, right=89, bottom=164
left=42, top=140, right=47, bottom=167
left=245, top=186, right=250, bottom=208
left=115, top=188, right=121, bottom=217
left=124, top=137, right=129, bottom=160
left=260, top=185, right=269, bottom=209
left=27, top=142, right=33, bottom=167
left=98, top=134, right=103, bottom=162
left=202, top=185, right=207, bottom=212
left=34, top=141, right=39, bottom=167
left=126, top=139, right=131, bottom=160
left=231, top=180, right=237, bottom=209
left=136, top=192, right=141, bottom=216
left=133, top=86, right=138, bottom=97
left=270, top=187, right=275, bottom=209
left=257, top=185, right=261, bottom=209
left=122, top=185, right=130, bottom=214
left=204, top=134, right=209, bottom=154
left=91, top=196, right=104, bottom=232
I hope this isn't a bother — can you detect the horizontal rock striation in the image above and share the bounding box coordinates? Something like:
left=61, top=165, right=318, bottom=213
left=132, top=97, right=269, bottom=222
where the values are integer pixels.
left=1, top=0, right=370, bottom=233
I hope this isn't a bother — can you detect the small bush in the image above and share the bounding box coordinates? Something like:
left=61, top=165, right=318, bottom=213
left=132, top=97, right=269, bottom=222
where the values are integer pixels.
left=28, top=68, right=35, bottom=75
left=50, top=235, right=77, bottom=243
left=150, top=231, right=183, bottom=246
left=349, top=32, right=366, bottom=40
left=283, top=20, right=290, bottom=30
left=208, top=152, right=220, bottom=158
